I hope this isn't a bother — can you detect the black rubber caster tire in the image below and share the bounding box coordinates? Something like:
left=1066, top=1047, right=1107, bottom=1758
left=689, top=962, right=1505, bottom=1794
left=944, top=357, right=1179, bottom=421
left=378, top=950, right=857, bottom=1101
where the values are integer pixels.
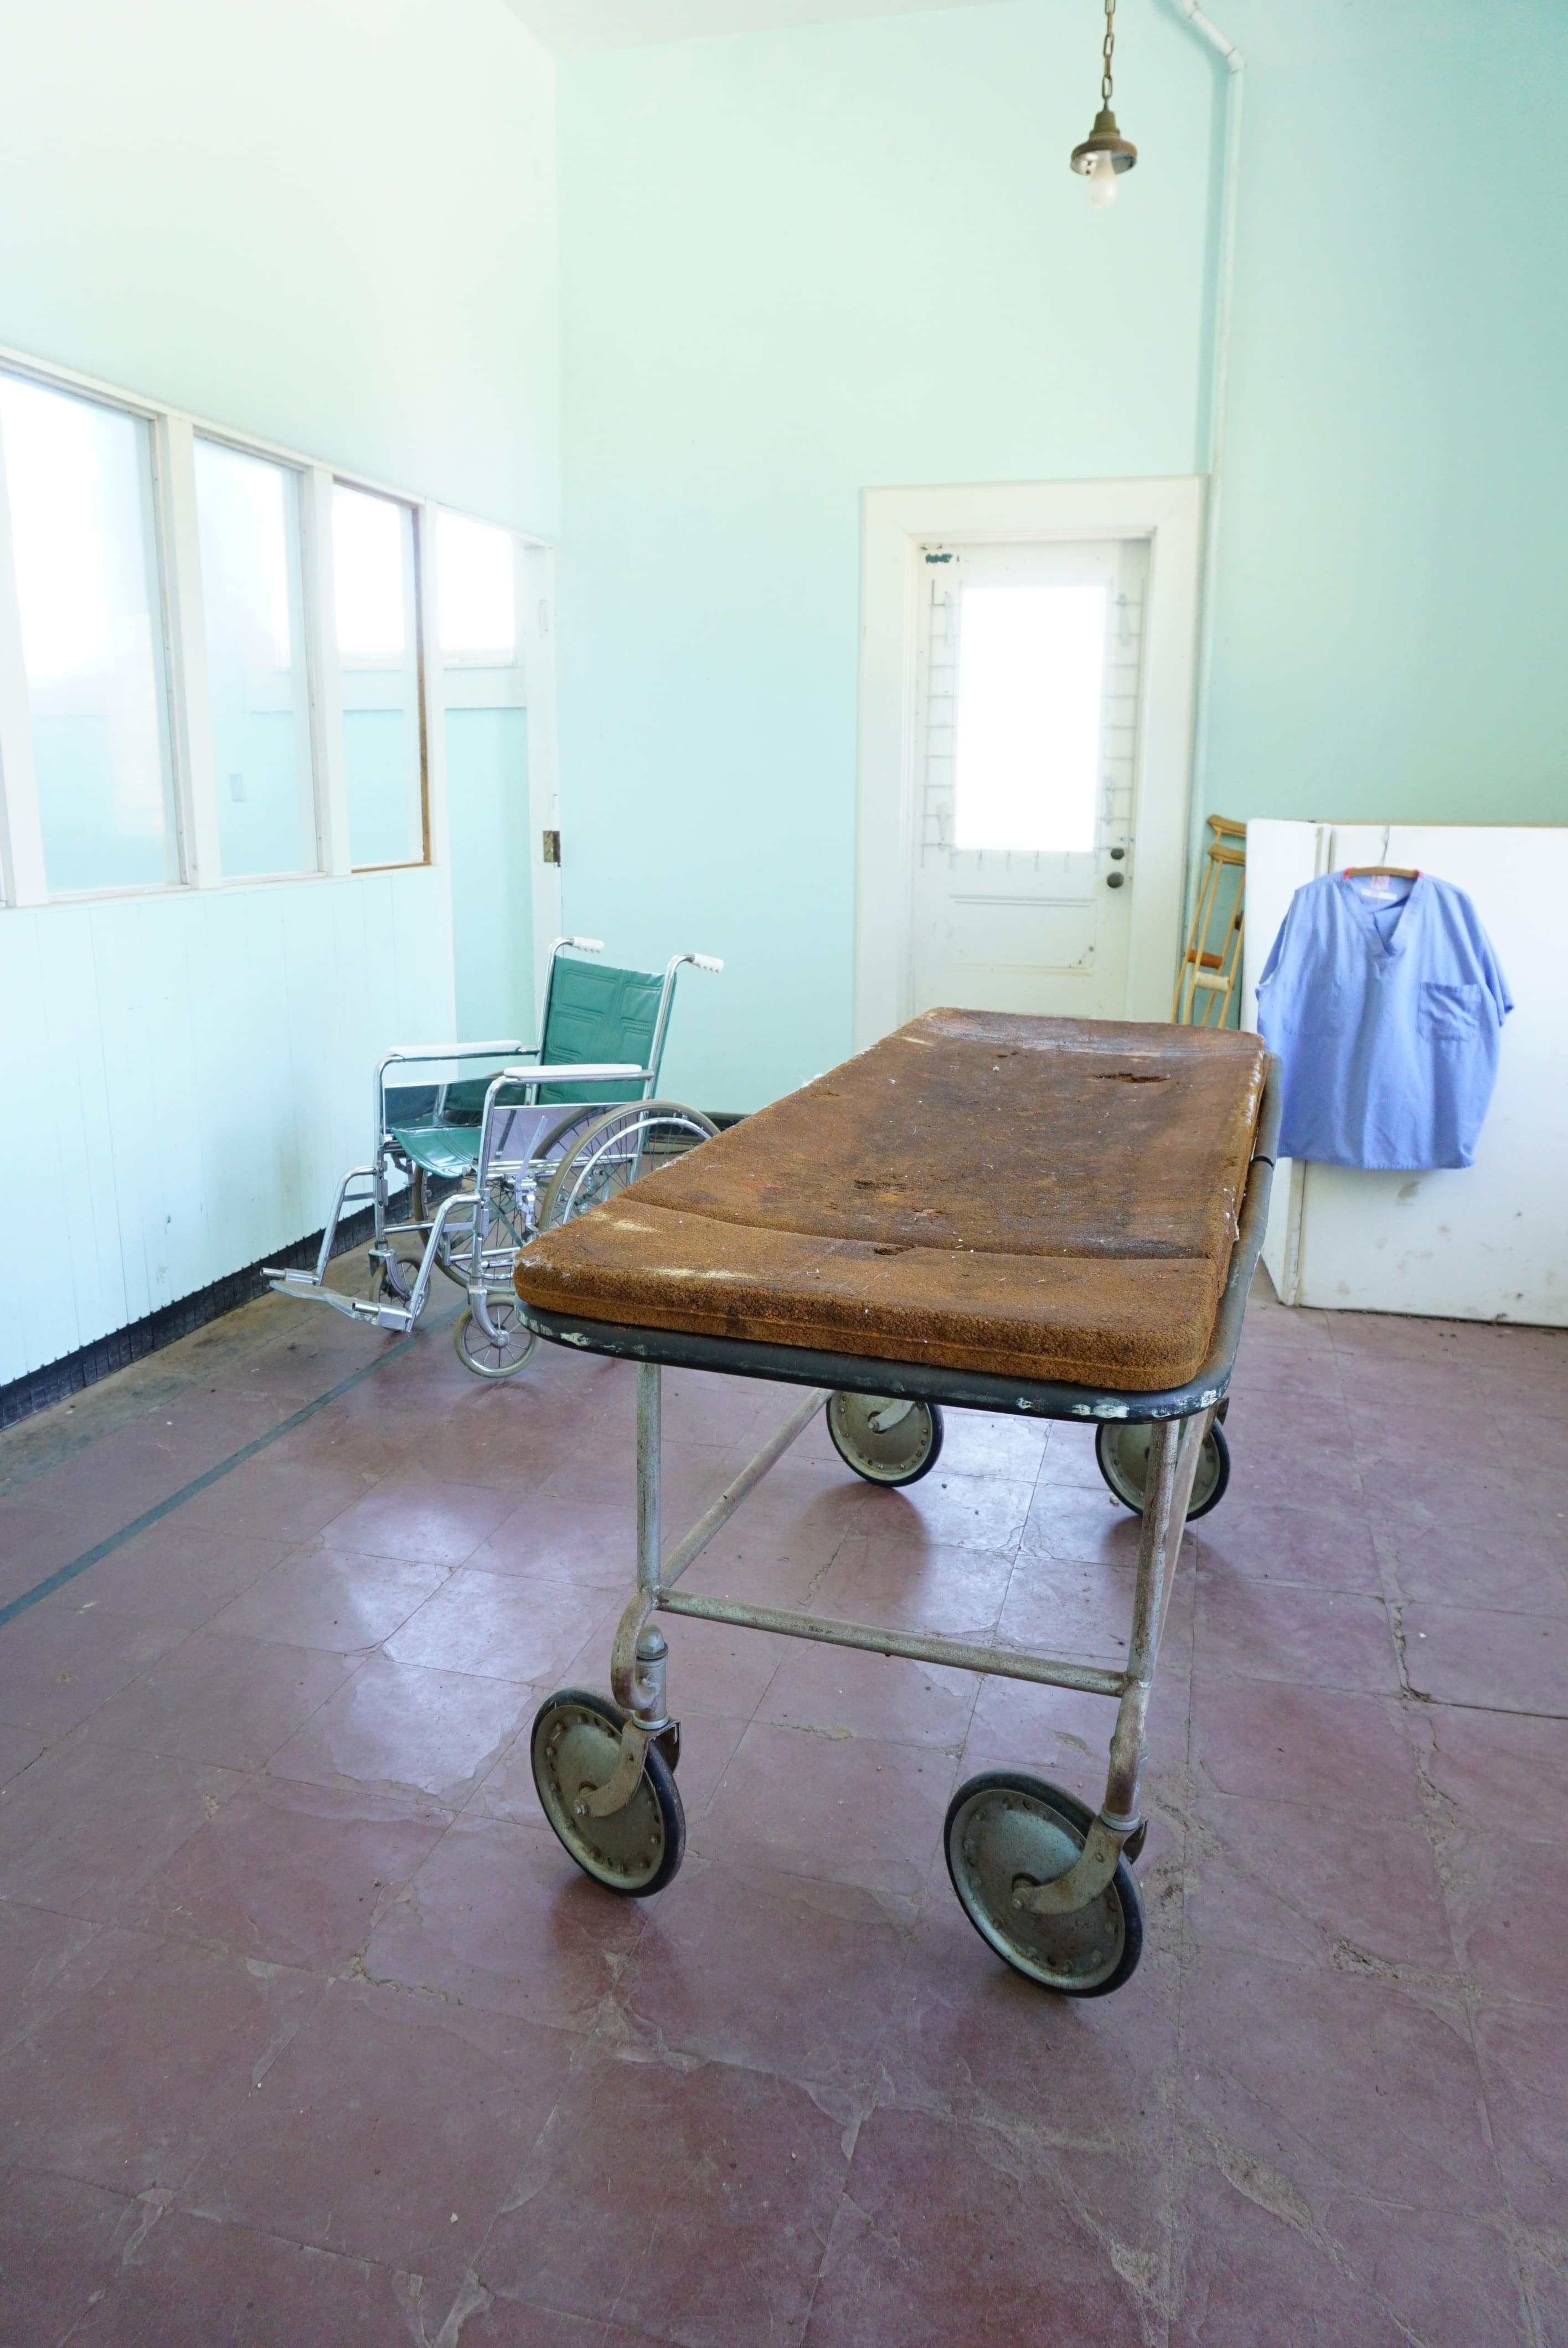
left=530, top=1688, right=684, bottom=1897
left=945, top=1771, right=1143, bottom=1996
left=1094, top=1420, right=1230, bottom=1521
left=826, top=1393, right=943, bottom=1486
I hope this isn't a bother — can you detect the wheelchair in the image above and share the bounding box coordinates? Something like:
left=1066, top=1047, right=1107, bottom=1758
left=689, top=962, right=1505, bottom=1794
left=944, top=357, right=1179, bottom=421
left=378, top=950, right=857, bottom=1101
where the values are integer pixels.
left=265, top=938, right=721, bottom=1377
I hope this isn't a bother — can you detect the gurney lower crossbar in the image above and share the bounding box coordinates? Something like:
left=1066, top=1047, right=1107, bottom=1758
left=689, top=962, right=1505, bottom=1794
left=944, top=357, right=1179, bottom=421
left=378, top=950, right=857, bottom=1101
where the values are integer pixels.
left=657, top=1587, right=1125, bottom=1697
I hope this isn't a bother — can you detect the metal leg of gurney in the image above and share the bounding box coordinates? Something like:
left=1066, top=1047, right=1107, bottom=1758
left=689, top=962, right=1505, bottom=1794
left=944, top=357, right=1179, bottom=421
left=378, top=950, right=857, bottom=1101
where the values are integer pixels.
left=528, top=1360, right=1209, bottom=1991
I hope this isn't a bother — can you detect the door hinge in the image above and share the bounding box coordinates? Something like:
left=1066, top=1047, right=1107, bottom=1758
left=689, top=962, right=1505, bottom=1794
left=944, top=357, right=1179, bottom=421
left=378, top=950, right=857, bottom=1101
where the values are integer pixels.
left=541, top=829, right=561, bottom=866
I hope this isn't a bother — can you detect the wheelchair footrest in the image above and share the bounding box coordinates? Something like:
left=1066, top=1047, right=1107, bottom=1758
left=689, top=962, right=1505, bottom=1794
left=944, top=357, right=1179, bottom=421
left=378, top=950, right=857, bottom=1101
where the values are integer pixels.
left=262, top=1270, right=413, bottom=1333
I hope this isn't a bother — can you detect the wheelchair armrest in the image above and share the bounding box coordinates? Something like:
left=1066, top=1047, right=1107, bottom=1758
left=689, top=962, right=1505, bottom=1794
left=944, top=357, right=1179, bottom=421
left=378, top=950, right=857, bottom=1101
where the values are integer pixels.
left=382, top=1039, right=528, bottom=1066
left=495, top=1063, right=643, bottom=1087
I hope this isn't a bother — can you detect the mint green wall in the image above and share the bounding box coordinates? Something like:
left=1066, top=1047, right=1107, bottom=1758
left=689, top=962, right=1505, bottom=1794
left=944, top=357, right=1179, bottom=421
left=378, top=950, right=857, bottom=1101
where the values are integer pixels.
left=556, top=0, right=1568, bottom=1110
left=1206, top=3, right=1568, bottom=830
left=0, top=0, right=558, bottom=534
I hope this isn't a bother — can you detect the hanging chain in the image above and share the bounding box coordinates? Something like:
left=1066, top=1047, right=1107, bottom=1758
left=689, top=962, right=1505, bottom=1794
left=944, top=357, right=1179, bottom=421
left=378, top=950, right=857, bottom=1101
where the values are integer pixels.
left=1101, top=0, right=1116, bottom=105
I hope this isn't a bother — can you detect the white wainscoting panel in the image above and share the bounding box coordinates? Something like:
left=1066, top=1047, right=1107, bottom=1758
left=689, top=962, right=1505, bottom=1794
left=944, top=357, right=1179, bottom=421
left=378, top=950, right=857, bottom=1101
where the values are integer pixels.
left=1, top=867, right=455, bottom=1384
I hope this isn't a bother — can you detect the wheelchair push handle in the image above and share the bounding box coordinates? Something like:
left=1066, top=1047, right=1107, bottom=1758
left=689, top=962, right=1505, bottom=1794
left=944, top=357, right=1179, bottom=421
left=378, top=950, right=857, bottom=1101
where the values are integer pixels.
left=689, top=954, right=724, bottom=974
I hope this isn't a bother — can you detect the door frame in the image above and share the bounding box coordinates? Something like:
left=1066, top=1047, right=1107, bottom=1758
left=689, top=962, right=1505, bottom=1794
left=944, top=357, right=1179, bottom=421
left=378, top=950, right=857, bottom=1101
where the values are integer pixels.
left=854, top=477, right=1205, bottom=1049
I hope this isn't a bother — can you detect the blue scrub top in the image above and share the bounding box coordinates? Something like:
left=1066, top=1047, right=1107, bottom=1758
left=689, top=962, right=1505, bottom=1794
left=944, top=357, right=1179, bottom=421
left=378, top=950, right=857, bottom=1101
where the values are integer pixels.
left=1255, top=872, right=1512, bottom=1171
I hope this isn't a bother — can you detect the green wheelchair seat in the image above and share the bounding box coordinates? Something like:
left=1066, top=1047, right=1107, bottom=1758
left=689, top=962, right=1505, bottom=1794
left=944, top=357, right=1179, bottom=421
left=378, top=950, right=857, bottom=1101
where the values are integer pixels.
left=386, top=1122, right=484, bottom=1182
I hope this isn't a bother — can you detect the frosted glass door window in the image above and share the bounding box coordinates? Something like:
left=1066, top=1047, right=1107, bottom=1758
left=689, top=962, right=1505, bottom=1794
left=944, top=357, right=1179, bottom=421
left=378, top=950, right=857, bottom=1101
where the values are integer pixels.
left=333, top=485, right=424, bottom=868
left=954, top=585, right=1107, bottom=853
left=0, top=370, right=178, bottom=894
left=194, top=439, right=314, bottom=877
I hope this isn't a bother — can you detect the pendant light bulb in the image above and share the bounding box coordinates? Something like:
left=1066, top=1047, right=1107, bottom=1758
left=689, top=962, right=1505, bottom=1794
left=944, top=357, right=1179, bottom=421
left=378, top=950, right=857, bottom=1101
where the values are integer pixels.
left=1069, top=0, right=1136, bottom=202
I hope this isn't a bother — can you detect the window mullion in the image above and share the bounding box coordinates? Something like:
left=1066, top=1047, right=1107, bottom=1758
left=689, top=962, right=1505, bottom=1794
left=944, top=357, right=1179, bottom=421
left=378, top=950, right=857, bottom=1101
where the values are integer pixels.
left=0, top=430, right=48, bottom=908
left=154, top=412, right=222, bottom=889
left=301, top=464, right=350, bottom=876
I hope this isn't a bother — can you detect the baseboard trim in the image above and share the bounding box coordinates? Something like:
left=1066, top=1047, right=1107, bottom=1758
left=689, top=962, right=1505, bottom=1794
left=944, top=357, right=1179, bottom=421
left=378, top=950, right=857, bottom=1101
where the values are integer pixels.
left=0, top=1210, right=377, bottom=1434
left=0, top=1109, right=749, bottom=1435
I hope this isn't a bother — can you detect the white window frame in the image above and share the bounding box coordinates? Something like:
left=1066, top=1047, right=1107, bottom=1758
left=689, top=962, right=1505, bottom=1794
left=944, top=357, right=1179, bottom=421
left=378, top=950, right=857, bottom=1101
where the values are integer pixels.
left=855, top=477, right=1205, bottom=1047
left=0, top=341, right=555, bottom=918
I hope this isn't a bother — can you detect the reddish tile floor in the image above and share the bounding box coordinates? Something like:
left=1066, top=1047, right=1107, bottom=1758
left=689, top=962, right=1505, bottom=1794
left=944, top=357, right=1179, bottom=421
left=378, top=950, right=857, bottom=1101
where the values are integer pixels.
left=1, top=1269, right=1565, bottom=2345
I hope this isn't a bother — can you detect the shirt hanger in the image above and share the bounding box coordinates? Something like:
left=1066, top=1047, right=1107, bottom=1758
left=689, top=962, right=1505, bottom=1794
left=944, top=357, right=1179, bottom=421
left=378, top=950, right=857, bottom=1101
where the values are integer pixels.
left=1343, top=824, right=1419, bottom=882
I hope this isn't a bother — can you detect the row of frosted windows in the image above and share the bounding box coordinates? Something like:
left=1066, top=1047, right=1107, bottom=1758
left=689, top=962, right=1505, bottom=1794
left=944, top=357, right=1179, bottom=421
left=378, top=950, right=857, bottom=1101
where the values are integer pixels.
left=0, top=367, right=518, bottom=898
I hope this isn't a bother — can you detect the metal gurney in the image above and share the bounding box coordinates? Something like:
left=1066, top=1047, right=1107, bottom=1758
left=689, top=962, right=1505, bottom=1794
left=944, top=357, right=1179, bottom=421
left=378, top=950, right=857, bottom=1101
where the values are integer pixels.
left=512, top=1010, right=1278, bottom=1997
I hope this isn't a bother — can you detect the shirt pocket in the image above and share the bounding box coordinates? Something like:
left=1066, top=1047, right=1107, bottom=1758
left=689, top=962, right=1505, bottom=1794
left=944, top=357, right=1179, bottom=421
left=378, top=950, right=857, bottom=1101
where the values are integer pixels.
left=1417, top=981, right=1483, bottom=1043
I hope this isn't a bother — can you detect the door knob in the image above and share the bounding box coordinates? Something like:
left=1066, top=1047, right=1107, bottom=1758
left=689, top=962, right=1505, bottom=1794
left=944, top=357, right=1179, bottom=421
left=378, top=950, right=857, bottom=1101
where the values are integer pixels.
left=1106, top=871, right=1126, bottom=889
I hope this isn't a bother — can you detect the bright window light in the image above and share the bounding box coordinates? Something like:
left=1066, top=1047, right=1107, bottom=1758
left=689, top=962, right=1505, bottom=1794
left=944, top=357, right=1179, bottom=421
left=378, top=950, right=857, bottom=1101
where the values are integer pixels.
left=953, top=584, right=1107, bottom=853
left=437, top=511, right=515, bottom=660
left=0, top=375, right=113, bottom=680
left=0, top=369, right=178, bottom=893
left=194, top=437, right=313, bottom=878
left=332, top=484, right=408, bottom=662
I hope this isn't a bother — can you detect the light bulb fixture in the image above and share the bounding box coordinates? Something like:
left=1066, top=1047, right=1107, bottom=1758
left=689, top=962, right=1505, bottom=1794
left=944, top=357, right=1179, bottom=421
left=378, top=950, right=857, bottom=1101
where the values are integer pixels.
left=1070, top=0, right=1137, bottom=204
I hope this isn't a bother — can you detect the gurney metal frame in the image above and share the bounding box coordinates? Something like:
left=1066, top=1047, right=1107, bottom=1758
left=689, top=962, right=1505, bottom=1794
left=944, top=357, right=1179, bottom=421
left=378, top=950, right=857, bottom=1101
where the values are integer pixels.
left=518, top=1060, right=1280, bottom=1996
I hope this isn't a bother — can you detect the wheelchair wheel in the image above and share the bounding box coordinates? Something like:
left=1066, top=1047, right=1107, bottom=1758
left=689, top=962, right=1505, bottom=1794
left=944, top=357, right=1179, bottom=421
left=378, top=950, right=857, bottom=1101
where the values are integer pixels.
left=826, top=1393, right=943, bottom=1486
left=539, top=1103, right=718, bottom=1230
left=1094, top=1420, right=1230, bottom=1521
left=453, top=1297, right=538, bottom=1379
left=535, top=1104, right=613, bottom=1165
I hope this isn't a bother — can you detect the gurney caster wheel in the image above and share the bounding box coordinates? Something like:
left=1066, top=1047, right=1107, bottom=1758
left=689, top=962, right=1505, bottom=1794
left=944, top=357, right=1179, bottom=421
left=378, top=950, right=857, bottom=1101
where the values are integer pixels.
left=827, top=1394, right=943, bottom=1487
left=531, top=1688, right=685, bottom=1898
left=945, top=1773, right=1143, bottom=1997
left=1094, top=1421, right=1230, bottom=1521
left=453, top=1300, right=539, bottom=1379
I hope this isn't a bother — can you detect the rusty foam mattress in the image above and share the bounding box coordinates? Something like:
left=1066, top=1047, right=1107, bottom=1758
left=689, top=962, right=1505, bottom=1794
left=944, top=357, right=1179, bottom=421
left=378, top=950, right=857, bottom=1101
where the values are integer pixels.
left=513, top=1010, right=1269, bottom=1392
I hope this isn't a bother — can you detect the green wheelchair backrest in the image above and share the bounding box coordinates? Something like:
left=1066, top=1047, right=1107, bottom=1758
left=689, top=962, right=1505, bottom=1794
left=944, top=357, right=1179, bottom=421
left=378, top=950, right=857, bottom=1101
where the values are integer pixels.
left=430, top=956, right=661, bottom=1122
left=537, top=957, right=662, bottom=1104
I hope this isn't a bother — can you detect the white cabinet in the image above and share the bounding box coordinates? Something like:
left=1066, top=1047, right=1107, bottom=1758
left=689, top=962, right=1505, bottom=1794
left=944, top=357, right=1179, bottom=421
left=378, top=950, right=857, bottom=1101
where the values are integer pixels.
left=1241, top=821, right=1568, bottom=1327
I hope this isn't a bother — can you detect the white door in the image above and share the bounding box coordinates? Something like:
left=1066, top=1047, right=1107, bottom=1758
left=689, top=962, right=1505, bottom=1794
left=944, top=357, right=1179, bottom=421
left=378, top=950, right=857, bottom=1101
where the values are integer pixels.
left=908, top=535, right=1150, bottom=1021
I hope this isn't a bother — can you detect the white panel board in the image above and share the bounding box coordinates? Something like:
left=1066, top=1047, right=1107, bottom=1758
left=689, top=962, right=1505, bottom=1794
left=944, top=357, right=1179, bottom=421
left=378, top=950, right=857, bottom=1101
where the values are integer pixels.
left=1242, top=821, right=1568, bottom=1327
left=0, top=868, right=455, bottom=1386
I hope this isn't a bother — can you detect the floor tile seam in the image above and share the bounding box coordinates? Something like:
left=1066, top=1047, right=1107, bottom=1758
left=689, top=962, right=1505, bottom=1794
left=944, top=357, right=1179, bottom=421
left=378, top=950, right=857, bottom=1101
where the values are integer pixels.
left=210, top=1573, right=462, bottom=1656
left=726, top=1712, right=973, bottom=1766
left=50, top=1639, right=381, bottom=1777
left=1193, top=1572, right=1388, bottom=1602
left=790, top=2180, right=861, bottom=2348
left=0, top=1361, right=307, bottom=1505
left=85, top=2197, right=471, bottom=2314
left=51, top=1558, right=300, bottom=1641
left=489, top=2279, right=675, bottom=2348
left=678, top=1825, right=941, bottom=1910
left=1382, top=1582, right=1568, bottom=1622
left=1211, top=1681, right=1568, bottom=1737
left=0, top=1329, right=456, bottom=1633
left=1170, top=2061, right=1509, bottom=2226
